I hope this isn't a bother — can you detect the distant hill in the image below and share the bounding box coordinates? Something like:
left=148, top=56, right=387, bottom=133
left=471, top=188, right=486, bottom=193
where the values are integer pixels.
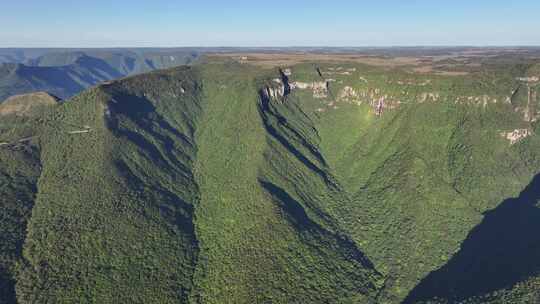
left=0, top=61, right=120, bottom=101
left=0, top=49, right=55, bottom=64
left=0, top=48, right=204, bottom=65
left=0, top=49, right=201, bottom=102
left=27, top=49, right=201, bottom=74
left=0, top=92, right=60, bottom=117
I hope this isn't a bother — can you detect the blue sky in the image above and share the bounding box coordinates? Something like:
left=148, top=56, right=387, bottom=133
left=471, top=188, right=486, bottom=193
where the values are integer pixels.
left=1, top=0, right=539, bottom=47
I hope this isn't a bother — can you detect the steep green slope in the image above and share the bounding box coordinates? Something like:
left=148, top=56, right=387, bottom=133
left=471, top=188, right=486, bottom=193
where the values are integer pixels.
left=0, top=97, right=59, bottom=304
left=189, top=63, right=380, bottom=303
left=1, top=64, right=381, bottom=303
left=404, top=171, right=540, bottom=303
left=274, top=62, right=540, bottom=303
left=1, top=60, right=540, bottom=303
left=0, top=144, right=41, bottom=304
left=16, top=68, right=202, bottom=303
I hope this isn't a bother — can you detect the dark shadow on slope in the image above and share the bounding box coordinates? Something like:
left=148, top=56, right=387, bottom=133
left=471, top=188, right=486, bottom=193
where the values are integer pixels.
left=0, top=268, right=16, bottom=304
left=145, top=59, right=157, bottom=70
left=281, top=99, right=329, bottom=167
left=261, top=180, right=321, bottom=232
left=4, top=57, right=123, bottom=100
left=114, top=159, right=199, bottom=302
left=258, top=90, right=334, bottom=186
left=123, top=56, right=136, bottom=74
left=260, top=180, right=380, bottom=295
left=0, top=147, right=41, bottom=304
left=105, top=88, right=201, bottom=300
left=15, top=65, right=87, bottom=98
left=73, top=55, right=124, bottom=80
left=114, top=160, right=197, bottom=237
left=404, top=172, right=540, bottom=303
left=103, top=82, right=200, bottom=232
left=106, top=91, right=195, bottom=178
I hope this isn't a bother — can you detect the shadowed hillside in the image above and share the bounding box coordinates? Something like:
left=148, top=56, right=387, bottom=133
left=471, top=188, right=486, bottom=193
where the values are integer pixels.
left=404, top=171, right=540, bottom=303
left=0, top=57, right=540, bottom=303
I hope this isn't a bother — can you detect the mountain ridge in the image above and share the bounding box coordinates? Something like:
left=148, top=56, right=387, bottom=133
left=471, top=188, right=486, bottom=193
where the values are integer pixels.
left=0, top=50, right=201, bottom=102
left=0, top=58, right=539, bottom=303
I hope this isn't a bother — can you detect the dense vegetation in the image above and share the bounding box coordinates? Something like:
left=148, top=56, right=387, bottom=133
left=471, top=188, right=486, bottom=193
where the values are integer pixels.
left=1, top=57, right=540, bottom=303
left=282, top=62, right=540, bottom=303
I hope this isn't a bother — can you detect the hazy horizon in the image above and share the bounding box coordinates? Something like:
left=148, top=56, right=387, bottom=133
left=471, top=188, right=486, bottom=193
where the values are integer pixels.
left=1, top=46, right=540, bottom=49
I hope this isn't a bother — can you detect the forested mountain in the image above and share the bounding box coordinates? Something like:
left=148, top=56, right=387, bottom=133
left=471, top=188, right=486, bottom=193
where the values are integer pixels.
left=1, top=53, right=540, bottom=303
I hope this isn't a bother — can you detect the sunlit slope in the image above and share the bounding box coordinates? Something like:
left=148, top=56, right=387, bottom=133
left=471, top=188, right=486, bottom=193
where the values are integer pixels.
left=1, top=61, right=540, bottom=303
left=189, top=63, right=381, bottom=303
left=275, top=62, right=540, bottom=303
left=17, top=67, right=202, bottom=303
left=6, top=64, right=380, bottom=303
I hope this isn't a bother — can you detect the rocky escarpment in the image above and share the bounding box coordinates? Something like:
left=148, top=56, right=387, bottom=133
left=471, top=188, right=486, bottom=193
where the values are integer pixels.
left=263, top=67, right=331, bottom=102
left=264, top=66, right=540, bottom=123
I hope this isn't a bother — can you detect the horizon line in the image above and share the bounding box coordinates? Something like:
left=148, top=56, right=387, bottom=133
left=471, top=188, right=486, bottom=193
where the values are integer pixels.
left=2, top=45, right=540, bottom=49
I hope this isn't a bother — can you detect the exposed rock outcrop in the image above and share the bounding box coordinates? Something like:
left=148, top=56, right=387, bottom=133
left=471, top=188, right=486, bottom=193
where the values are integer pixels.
left=517, top=76, right=539, bottom=83
left=270, top=69, right=329, bottom=100
left=290, top=81, right=328, bottom=98
left=500, top=129, right=533, bottom=145
left=338, top=86, right=361, bottom=105
left=262, top=85, right=286, bottom=101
